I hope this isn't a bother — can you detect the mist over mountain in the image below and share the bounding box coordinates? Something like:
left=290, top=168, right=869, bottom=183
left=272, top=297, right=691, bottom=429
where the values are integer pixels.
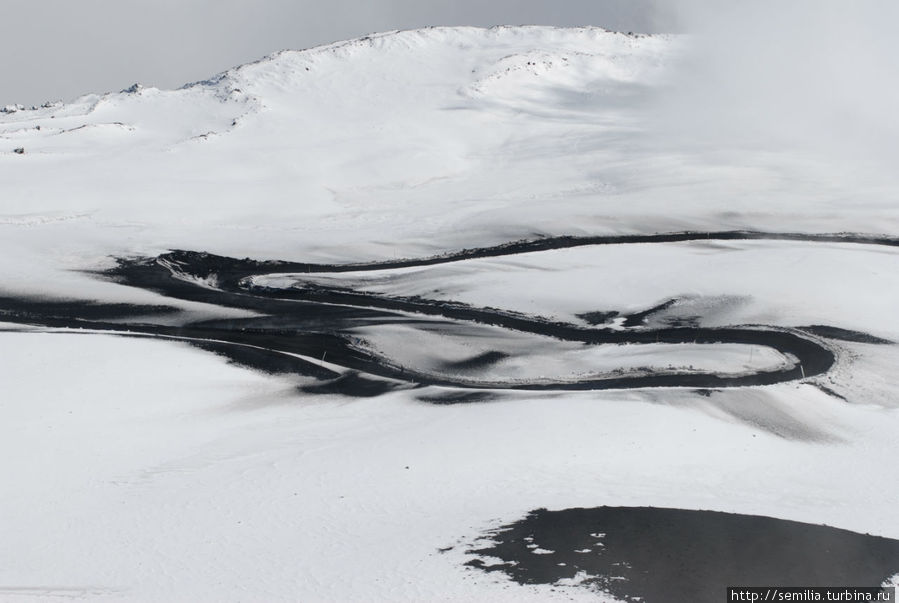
left=656, top=0, right=899, bottom=184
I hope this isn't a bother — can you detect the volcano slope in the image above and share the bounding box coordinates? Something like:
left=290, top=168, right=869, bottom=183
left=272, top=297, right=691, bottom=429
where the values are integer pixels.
left=3, top=26, right=899, bottom=603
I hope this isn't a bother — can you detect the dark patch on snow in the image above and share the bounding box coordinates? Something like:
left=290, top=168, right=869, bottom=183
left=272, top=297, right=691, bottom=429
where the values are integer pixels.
left=577, top=310, right=619, bottom=325
left=439, top=350, right=509, bottom=372
left=660, top=315, right=701, bottom=328
left=621, top=299, right=678, bottom=327
left=417, top=390, right=498, bottom=405
left=299, top=371, right=403, bottom=397
left=809, top=381, right=849, bottom=402
left=0, top=295, right=180, bottom=322
left=466, top=506, right=899, bottom=603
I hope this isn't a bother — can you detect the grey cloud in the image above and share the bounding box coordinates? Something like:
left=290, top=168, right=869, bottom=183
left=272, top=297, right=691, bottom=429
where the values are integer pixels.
left=653, top=0, right=899, bottom=180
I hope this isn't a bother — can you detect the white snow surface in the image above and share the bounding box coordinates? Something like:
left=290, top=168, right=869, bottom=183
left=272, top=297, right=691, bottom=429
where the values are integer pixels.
left=2, top=26, right=899, bottom=601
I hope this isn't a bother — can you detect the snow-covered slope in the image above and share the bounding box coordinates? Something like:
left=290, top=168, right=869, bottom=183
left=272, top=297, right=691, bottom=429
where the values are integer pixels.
left=3, top=25, right=896, bottom=280
left=2, top=26, right=898, bottom=602
left=1, top=27, right=677, bottom=300
left=0, top=27, right=670, bottom=258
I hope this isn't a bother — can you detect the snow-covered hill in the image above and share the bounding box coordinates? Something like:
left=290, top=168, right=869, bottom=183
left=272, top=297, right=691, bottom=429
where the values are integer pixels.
left=1, top=26, right=898, bottom=602
left=3, top=26, right=897, bottom=281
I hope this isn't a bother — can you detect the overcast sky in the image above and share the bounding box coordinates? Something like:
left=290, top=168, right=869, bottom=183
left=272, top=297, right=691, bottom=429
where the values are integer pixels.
left=0, top=0, right=677, bottom=107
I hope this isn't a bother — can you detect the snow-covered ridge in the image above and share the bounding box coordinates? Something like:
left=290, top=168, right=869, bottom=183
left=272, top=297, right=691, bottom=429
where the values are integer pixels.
left=0, top=25, right=687, bottom=271
left=0, top=77, right=256, bottom=153
left=0, top=26, right=671, bottom=153
left=188, top=25, right=668, bottom=88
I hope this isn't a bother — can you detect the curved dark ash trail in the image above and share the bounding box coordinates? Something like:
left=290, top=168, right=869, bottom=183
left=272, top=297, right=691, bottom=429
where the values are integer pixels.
left=153, top=229, right=899, bottom=279
left=5, top=230, right=890, bottom=395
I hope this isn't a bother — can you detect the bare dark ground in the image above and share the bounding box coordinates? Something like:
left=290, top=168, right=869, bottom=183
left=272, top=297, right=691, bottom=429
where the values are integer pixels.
left=466, top=506, right=899, bottom=603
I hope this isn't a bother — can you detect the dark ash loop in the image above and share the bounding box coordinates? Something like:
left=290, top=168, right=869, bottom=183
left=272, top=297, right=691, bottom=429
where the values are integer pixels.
left=4, top=230, right=895, bottom=395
